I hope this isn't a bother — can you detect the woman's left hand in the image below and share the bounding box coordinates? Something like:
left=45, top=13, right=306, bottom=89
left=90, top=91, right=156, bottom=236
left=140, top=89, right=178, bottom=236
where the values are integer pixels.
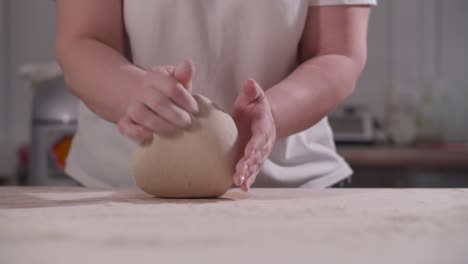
left=232, top=79, right=276, bottom=191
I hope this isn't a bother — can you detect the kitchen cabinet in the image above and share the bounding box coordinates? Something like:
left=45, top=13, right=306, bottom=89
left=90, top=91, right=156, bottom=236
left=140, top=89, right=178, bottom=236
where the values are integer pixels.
left=338, top=146, right=468, bottom=187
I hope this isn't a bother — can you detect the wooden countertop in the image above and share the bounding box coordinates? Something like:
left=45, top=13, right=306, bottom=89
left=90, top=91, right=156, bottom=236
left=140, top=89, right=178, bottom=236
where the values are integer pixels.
left=1, top=187, right=468, bottom=264
left=338, top=146, right=468, bottom=167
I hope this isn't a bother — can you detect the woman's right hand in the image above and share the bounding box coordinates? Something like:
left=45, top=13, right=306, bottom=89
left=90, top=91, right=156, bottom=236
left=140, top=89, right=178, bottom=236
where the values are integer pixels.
left=117, top=60, right=199, bottom=140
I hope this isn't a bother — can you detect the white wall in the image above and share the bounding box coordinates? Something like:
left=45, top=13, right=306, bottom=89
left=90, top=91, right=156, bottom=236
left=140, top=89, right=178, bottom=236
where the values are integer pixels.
left=439, top=0, right=468, bottom=140
left=6, top=0, right=57, bottom=146
left=346, top=0, right=391, bottom=122
left=0, top=0, right=8, bottom=143
left=345, top=0, right=468, bottom=141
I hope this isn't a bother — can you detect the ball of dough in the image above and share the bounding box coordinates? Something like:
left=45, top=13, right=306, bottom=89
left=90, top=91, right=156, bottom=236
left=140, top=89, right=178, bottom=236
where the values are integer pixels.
left=131, top=94, right=238, bottom=198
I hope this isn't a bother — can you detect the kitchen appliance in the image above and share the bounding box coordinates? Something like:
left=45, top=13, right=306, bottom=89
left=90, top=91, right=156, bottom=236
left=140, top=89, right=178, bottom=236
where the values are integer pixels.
left=20, top=63, right=79, bottom=186
left=329, top=106, right=377, bottom=144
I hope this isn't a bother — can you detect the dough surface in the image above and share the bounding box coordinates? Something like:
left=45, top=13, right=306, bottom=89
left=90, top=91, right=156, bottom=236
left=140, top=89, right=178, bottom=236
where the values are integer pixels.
left=131, top=95, right=238, bottom=198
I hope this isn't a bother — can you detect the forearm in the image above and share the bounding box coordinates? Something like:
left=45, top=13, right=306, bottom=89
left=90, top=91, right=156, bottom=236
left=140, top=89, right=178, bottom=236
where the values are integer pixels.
left=267, top=54, right=364, bottom=138
left=56, top=38, right=145, bottom=123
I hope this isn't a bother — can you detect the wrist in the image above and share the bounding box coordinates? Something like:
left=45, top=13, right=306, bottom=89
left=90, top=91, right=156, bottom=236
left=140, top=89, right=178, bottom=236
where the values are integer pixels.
left=265, top=91, right=282, bottom=139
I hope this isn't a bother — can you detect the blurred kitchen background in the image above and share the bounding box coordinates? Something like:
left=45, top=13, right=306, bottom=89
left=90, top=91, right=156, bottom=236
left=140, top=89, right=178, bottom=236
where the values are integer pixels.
left=0, top=0, right=467, bottom=187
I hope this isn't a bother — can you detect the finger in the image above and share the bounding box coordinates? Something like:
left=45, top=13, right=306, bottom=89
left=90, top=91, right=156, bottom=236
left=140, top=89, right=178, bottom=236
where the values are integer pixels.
left=240, top=162, right=260, bottom=192
left=242, top=79, right=265, bottom=103
left=117, top=116, right=153, bottom=140
left=233, top=131, right=266, bottom=184
left=240, top=155, right=265, bottom=192
left=128, top=101, right=177, bottom=134
left=164, top=65, right=176, bottom=75
left=151, top=74, right=199, bottom=114
left=144, top=90, right=192, bottom=128
left=240, top=141, right=270, bottom=188
left=242, top=169, right=260, bottom=191
left=234, top=148, right=262, bottom=187
left=174, top=59, right=194, bottom=91
left=247, top=167, right=260, bottom=186
left=233, top=158, right=248, bottom=186
left=245, top=132, right=268, bottom=157
left=240, top=183, right=249, bottom=192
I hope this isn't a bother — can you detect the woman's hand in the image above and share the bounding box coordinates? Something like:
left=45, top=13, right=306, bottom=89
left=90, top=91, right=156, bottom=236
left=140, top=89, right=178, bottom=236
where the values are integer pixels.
left=117, top=60, right=199, bottom=140
left=232, top=80, right=276, bottom=191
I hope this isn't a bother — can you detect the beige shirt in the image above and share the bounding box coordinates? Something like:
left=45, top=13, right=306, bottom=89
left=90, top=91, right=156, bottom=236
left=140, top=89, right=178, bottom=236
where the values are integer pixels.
left=66, top=0, right=377, bottom=188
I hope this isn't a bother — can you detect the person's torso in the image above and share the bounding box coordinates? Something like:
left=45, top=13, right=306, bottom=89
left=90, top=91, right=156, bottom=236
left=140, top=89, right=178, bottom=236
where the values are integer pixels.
left=66, top=0, right=351, bottom=188
left=124, top=0, right=309, bottom=112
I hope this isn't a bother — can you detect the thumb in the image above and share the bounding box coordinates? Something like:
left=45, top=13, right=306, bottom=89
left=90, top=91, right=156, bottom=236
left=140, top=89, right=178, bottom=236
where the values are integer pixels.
left=174, top=59, right=194, bottom=92
left=242, top=79, right=264, bottom=102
